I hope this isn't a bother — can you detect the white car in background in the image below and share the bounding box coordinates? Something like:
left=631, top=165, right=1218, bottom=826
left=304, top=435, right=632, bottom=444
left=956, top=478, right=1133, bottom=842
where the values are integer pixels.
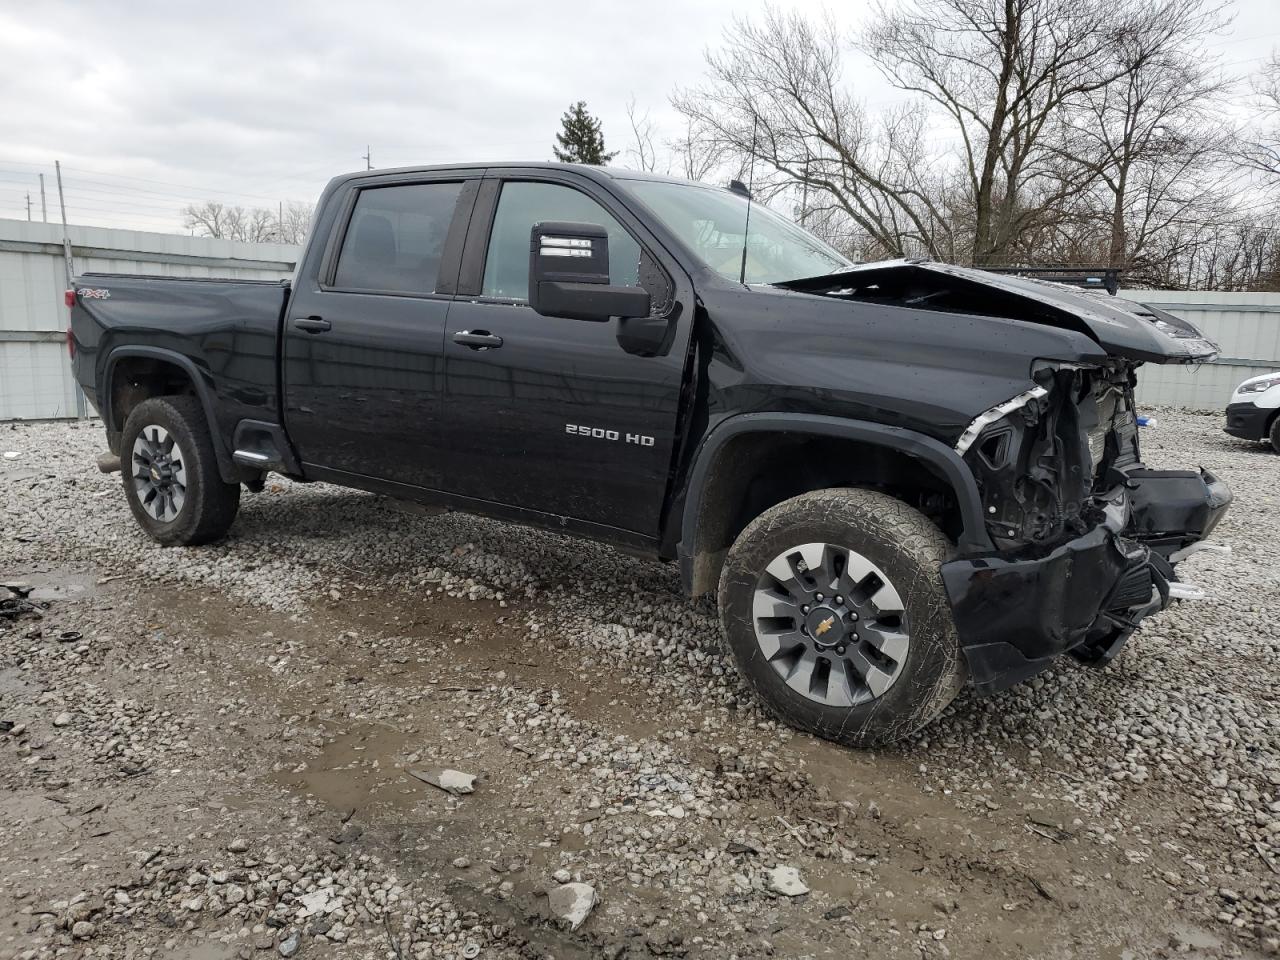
left=1224, top=371, right=1280, bottom=450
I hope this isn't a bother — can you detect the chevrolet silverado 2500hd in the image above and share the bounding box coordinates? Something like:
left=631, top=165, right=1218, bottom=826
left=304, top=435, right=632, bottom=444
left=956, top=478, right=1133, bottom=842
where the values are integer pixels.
left=68, top=162, right=1231, bottom=746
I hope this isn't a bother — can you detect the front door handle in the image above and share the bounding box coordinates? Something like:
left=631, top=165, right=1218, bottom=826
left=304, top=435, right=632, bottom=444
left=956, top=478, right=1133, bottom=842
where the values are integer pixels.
left=293, top=316, right=331, bottom=333
left=452, top=330, right=503, bottom=350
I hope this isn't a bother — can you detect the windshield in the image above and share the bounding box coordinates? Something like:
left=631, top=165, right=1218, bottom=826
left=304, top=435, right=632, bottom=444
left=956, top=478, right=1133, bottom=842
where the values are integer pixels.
left=621, top=178, right=851, bottom=285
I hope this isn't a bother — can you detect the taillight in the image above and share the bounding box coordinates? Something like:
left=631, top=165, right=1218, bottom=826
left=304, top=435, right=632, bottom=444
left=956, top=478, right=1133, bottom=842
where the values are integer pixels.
left=64, top=290, right=76, bottom=358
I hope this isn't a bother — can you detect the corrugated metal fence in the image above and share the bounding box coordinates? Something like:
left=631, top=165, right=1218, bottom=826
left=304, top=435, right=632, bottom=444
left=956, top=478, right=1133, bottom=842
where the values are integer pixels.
left=0, top=218, right=298, bottom=420
left=1120, top=290, right=1280, bottom=409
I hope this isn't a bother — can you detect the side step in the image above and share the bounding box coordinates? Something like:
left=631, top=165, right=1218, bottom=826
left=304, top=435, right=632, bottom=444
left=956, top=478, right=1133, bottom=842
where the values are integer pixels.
left=231, top=449, right=275, bottom=468
left=231, top=419, right=301, bottom=475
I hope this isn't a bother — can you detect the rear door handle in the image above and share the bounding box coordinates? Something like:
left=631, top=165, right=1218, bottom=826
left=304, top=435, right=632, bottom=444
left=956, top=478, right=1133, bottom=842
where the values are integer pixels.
left=452, top=330, right=503, bottom=350
left=293, top=316, right=331, bottom=333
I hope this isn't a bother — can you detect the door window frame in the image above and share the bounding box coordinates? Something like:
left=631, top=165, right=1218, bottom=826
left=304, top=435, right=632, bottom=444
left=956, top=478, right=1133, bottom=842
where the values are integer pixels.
left=317, top=174, right=481, bottom=301
left=456, top=171, right=674, bottom=308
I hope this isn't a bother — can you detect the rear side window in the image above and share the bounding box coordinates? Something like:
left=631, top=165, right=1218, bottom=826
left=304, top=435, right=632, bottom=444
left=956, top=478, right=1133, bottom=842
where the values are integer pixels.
left=334, top=182, right=463, bottom=295
left=482, top=181, right=641, bottom=299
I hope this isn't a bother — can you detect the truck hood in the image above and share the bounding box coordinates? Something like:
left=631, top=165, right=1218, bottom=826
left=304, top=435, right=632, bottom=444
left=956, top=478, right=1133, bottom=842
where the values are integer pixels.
left=773, top=260, right=1218, bottom=364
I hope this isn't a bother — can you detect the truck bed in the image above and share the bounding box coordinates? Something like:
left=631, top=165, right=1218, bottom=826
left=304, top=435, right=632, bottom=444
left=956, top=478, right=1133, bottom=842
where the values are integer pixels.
left=69, top=272, right=291, bottom=454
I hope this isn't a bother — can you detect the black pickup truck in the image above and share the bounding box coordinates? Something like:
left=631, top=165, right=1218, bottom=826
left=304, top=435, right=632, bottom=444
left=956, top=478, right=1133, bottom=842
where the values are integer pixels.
left=68, top=162, right=1231, bottom=746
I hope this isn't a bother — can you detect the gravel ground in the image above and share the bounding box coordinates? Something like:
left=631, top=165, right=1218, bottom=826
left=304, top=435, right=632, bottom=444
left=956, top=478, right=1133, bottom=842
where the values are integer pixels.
left=1, top=409, right=1277, bottom=959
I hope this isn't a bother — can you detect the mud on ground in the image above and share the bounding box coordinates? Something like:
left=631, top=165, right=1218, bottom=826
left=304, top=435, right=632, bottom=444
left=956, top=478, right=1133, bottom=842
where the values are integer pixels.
left=1, top=410, right=1277, bottom=959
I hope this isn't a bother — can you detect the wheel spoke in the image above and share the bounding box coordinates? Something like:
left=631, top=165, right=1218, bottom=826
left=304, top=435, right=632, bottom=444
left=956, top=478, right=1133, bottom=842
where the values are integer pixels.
left=861, top=623, right=909, bottom=663
left=758, top=629, right=805, bottom=661
left=764, top=553, right=808, bottom=601
left=837, top=552, right=875, bottom=594
left=782, top=646, right=821, bottom=698
left=753, top=590, right=800, bottom=621
left=869, top=581, right=905, bottom=616
left=846, top=646, right=897, bottom=697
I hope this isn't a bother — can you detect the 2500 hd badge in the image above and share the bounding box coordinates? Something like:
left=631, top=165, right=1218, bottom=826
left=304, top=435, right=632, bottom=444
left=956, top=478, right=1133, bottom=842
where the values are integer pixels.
left=565, top=424, right=656, bottom=446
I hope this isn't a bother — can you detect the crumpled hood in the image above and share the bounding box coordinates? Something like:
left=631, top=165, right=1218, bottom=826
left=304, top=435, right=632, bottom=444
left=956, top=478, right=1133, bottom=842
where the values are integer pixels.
left=773, top=260, right=1219, bottom=364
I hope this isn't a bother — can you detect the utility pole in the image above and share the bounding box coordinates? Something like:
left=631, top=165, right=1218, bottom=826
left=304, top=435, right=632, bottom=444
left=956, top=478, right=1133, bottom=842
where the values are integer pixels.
left=278, top=200, right=283, bottom=242
left=362, top=145, right=372, bottom=170
left=39, top=173, right=47, bottom=222
left=55, top=161, right=74, bottom=286
left=25, top=192, right=32, bottom=221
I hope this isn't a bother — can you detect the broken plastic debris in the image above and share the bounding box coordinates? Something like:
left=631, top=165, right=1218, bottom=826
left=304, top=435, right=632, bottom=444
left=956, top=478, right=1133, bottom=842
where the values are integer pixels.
left=407, top=766, right=476, bottom=795
left=297, top=887, right=340, bottom=916
left=546, top=882, right=596, bottom=930
left=1167, top=582, right=1208, bottom=601
left=766, top=865, right=810, bottom=897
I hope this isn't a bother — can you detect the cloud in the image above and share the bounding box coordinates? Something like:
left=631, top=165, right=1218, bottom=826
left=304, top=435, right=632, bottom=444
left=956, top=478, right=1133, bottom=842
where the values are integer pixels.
left=0, top=0, right=1272, bottom=231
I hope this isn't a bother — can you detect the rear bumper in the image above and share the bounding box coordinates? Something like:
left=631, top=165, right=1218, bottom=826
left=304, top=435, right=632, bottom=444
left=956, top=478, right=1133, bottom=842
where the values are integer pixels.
left=942, top=468, right=1231, bottom=694
left=1224, top=402, right=1271, bottom=441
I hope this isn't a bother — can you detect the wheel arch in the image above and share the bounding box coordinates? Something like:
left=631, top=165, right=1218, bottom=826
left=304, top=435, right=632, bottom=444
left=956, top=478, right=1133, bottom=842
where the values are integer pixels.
left=675, top=413, right=994, bottom=597
left=103, top=346, right=238, bottom=484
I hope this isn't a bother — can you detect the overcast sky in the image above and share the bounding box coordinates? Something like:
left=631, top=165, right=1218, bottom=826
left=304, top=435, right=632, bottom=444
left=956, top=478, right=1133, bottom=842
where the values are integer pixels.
left=1, top=0, right=1277, bottom=234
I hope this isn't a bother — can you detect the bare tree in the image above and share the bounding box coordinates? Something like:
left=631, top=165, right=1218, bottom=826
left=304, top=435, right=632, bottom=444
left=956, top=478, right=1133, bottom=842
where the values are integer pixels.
left=863, top=0, right=1154, bottom=266
left=672, top=9, right=957, bottom=259
left=625, top=96, right=659, bottom=172
left=1239, top=53, right=1280, bottom=184
left=1059, top=0, right=1231, bottom=272
left=181, top=201, right=235, bottom=239
left=277, top=201, right=315, bottom=245
left=182, top=200, right=312, bottom=243
left=668, top=117, right=742, bottom=183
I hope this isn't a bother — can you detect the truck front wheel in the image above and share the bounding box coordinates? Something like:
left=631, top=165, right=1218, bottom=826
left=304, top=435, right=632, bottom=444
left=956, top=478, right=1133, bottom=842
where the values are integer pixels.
left=120, top=396, right=240, bottom=546
left=718, top=488, right=965, bottom=747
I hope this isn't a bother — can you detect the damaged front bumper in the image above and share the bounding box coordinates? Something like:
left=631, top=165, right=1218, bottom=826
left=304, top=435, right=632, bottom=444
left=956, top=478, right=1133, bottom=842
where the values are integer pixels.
left=941, top=467, right=1231, bottom=694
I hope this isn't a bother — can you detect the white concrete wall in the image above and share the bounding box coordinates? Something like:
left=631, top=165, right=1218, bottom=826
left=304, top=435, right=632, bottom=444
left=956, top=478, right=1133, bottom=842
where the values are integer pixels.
left=0, top=218, right=298, bottom=420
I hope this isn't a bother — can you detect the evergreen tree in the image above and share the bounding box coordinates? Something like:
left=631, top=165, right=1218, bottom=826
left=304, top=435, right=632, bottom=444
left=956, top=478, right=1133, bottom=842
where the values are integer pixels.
left=552, top=101, right=616, bottom=165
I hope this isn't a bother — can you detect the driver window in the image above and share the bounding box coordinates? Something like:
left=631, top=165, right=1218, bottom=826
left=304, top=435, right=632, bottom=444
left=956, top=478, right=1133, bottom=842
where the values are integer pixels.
left=482, top=181, right=641, bottom=299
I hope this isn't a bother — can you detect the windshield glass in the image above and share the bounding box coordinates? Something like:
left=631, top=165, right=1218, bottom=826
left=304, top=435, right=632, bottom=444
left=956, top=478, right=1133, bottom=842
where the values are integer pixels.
left=621, top=178, right=851, bottom=285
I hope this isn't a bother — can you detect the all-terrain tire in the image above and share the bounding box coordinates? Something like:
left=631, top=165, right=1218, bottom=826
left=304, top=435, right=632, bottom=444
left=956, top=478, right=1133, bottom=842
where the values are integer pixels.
left=1269, top=413, right=1280, bottom=453
left=718, top=487, right=965, bottom=747
left=121, top=395, right=240, bottom=546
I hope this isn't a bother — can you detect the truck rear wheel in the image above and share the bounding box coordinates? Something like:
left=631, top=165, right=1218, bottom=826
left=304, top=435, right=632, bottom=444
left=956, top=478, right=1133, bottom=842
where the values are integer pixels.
left=121, top=396, right=240, bottom=546
left=718, top=487, right=965, bottom=747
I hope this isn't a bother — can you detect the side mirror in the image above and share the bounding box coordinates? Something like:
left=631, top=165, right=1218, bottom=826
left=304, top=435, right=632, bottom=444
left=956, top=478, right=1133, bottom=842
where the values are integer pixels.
left=528, top=221, right=651, bottom=322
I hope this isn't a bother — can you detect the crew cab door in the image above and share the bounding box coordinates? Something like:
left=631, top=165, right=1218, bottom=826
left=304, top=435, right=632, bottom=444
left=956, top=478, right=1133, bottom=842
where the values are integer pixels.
left=283, top=174, right=478, bottom=488
left=442, top=173, right=689, bottom=536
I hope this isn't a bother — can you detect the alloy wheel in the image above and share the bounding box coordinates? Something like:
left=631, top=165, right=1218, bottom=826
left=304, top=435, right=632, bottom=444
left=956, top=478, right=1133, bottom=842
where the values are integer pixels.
left=751, top=542, right=909, bottom=707
left=131, top=425, right=188, bottom=522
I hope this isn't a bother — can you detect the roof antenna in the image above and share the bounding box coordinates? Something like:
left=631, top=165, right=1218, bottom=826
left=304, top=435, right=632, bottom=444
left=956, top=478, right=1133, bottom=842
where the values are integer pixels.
left=738, top=112, right=758, bottom=286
